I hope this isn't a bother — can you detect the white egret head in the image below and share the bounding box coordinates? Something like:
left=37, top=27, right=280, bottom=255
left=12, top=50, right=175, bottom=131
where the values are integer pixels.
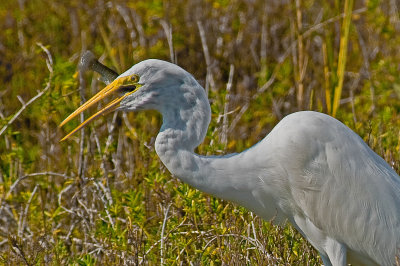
left=59, top=59, right=209, bottom=141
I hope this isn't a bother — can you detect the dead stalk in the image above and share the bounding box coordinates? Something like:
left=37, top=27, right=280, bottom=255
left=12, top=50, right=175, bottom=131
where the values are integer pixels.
left=197, top=20, right=216, bottom=94
left=160, top=19, right=176, bottom=64
left=160, top=203, right=172, bottom=265
left=18, top=185, right=38, bottom=238
left=0, top=43, right=53, bottom=137
left=221, top=64, right=235, bottom=146
left=295, top=0, right=305, bottom=109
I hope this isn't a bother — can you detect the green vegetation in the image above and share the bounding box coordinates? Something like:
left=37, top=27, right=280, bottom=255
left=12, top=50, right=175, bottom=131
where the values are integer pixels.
left=0, top=0, right=399, bottom=264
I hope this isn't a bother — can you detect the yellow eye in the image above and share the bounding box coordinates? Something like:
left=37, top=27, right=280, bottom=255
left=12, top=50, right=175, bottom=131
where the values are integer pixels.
left=119, top=74, right=140, bottom=87
left=130, top=74, right=139, bottom=82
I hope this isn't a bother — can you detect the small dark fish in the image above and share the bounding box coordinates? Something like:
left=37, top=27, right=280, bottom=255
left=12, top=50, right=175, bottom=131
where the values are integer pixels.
left=79, top=51, right=119, bottom=84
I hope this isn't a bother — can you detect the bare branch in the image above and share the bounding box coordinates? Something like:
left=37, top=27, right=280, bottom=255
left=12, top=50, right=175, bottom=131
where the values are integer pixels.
left=160, top=203, right=172, bottom=265
left=220, top=64, right=235, bottom=146
left=160, top=19, right=176, bottom=64
left=0, top=43, right=53, bottom=137
left=197, top=20, right=216, bottom=94
left=5, top=172, right=70, bottom=199
left=18, top=185, right=38, bottom=238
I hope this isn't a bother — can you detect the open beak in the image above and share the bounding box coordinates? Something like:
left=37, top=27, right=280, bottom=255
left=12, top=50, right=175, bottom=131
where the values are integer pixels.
left=59, top=75, right=139, bottom=141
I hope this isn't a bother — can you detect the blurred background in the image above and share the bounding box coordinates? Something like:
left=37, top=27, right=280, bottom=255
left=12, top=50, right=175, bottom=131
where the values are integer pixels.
left=0, top=0, right=399, bottom=264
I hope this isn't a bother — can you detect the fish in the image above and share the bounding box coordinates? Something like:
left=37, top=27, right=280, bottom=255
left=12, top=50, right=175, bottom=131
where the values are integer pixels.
left=79, top=50, right=119, bottom=84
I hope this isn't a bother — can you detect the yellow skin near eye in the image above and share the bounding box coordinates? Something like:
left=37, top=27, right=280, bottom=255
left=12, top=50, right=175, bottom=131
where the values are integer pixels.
left=59, top=74, right=140, bottom=141
left=119, top=74, right=139, bottom=87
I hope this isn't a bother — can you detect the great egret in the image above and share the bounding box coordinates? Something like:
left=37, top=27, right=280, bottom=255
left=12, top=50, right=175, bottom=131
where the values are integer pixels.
left=60, top=58, right=400, bottom=266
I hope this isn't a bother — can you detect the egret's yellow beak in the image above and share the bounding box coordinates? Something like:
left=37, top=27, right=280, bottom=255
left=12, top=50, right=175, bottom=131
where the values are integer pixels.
left=59, top=74, right=140, bottom=141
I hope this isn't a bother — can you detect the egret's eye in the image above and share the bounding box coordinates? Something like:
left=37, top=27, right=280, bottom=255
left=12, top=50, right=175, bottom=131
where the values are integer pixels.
left=130, top=74, right=139, bottom=82
left=119, top=74, right=140, bottom=87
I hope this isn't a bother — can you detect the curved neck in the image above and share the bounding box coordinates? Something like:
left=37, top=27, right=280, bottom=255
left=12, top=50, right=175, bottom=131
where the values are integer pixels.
left=154, top=97, right=284, bottom=221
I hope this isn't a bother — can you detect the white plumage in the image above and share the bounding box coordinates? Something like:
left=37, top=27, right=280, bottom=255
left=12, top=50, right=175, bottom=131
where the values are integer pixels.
left=61, top=59, right=400, bottom=266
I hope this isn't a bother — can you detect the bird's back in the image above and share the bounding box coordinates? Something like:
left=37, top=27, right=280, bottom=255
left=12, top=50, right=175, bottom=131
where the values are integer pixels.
left=253, top=111, right=400, bottom=265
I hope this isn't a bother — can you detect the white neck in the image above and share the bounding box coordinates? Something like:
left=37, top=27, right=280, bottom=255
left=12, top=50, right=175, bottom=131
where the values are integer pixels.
left=154, top=94, right=286, bottom=222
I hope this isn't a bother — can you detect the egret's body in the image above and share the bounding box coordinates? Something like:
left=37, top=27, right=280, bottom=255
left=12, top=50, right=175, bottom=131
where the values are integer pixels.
left=61, top=59, right=400, bottom=266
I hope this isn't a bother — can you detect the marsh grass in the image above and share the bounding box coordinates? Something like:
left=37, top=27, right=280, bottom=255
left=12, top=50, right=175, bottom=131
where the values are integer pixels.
left=0, top=0, right=399, bottom=264
left=331, top=0, right=354, bottom=117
